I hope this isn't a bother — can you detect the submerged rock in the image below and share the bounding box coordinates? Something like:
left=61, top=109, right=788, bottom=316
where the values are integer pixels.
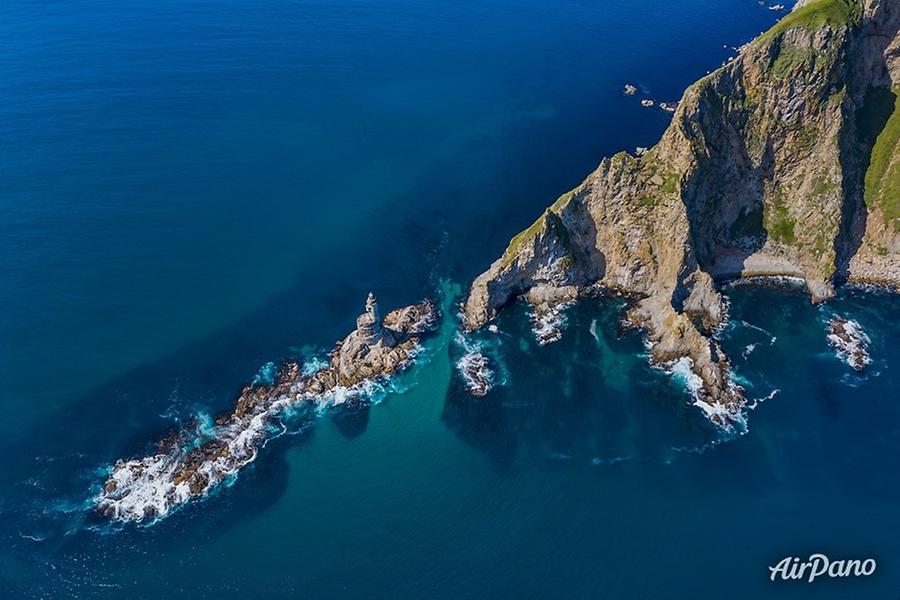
left=827, top=317, right=871, bottom=371
left=97, top=294, right=437, bottom=522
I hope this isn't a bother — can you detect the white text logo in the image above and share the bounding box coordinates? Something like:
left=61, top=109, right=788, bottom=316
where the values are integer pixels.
left=769, top=554, right=876, bottom=582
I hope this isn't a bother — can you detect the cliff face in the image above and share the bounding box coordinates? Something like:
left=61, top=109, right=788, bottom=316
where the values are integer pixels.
left=463, top=0, right=900, bottom=423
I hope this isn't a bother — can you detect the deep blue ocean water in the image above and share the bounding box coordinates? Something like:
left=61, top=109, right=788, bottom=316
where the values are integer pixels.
left=1, top=1, right=898, bottom=598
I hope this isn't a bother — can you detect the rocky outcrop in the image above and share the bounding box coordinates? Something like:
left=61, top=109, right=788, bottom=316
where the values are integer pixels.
left=463, top=0, right=899, bottom=424
left=98, top=295, right=436, bottom=522
left=827, top=316, right=871, bottom=370
left=457, top=351, right=493, bottom=397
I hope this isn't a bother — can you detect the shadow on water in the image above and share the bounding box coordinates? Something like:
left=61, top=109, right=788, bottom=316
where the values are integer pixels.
left=441, top=302, right=606, bottom=471
left=440, top=298, right=739, bottom=474
left=331, top=405, right=371, bottom=440
left=440, top=284, right=900, bottom=507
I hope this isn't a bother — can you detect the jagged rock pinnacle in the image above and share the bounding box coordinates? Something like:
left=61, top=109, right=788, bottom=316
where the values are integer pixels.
left=356, top=292, right=381, bottom=341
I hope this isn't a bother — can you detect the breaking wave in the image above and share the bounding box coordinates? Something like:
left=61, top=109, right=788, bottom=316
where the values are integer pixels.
left=95, top=350, right=419, bottom=525
left=826, top=317, right=871, bottom=371
left=529, top=300, right=574, bottom=345
left=452, top=323, right=509, bottom=397
left=663, top=357, right=748, bottom=433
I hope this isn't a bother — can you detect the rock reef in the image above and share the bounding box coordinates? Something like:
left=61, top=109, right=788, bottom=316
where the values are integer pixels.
left=463, top=0, right=899, bottom=425
left=827, top=316, right=871, bottom=370
left=98, top=294, right=436, bottom=522
left=457, top=351, right=493, bottom=397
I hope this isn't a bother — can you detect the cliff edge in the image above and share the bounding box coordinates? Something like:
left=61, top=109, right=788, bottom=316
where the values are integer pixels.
left=463, top=0, right=900, bottom=425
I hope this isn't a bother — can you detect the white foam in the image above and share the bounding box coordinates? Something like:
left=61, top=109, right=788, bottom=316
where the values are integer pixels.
left=691, top=396, right=747, bottom=432
left=456, top=351, right=494, bottom=396
left=588, top=318, right=600, bottom=343
left=667, top=357, right=704, bottom=396
left=301, top=356, right=330, bottom=376
left=827, top=318, right=871, bottom=371
left=529, top=301, right=574, bottom=345
left=741, top=320, right=770, bottom=336
left=97, top=347, right=421, bottom=523
left=663, top=357, right=747, bottom=432
left=746, top=388, right=780, bottom=410
left=739, top=320, right=777, bottom=346
left=251, top=362, right=278, bottom=386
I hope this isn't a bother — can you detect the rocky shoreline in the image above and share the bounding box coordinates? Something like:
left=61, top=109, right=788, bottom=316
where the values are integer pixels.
left=97, top=294, right=437, bottom=522
left=460, top=0, right=899, bottom=427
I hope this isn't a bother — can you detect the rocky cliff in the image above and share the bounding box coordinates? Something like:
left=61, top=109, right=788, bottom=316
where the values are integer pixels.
left=463, top=0, right=900, bottom=425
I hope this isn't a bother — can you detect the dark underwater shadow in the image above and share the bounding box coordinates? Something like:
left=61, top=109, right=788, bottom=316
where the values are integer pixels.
left=331, top=405, right=371, bottom=439
left=439, top=288, right=886, bottom=498
left=439, top=299, right=757, bottom=478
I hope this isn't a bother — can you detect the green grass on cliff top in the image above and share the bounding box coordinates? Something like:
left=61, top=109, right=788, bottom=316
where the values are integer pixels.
left=759, top=0, right=861, bottom=42
left=865, top=88, right=900, bottom=231
left=500, top=190, right=575, bottom=268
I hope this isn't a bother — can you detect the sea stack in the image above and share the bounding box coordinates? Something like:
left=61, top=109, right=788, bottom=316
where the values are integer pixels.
left=356, top=292, right=382, bottom=342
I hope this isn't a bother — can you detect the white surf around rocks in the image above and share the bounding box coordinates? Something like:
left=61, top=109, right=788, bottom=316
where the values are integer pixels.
left=665, top=356, right=748, bottom=432
left=96, top=294, right=437, bottom=523
left=826, top=316, right=871, bottom=372
left=456, top=349, right=494, bottom=397
left=453, top=324, right=510, bottom=398
left=529, top=300, right=574, bottom=345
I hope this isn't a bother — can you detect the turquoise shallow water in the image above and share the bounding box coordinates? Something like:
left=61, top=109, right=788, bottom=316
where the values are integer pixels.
left=1, top=1, right=898, bottom=598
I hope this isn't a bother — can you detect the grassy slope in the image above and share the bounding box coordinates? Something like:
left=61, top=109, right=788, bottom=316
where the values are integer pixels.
left=865, top=88, right=900, bottom=231
left=760, top=0, right=862, bottom=42
left=500, top=190, right=575, bottom=267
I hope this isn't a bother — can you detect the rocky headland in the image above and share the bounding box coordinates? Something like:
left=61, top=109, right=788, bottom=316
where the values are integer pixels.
left=98, top=294, right=436, bottom=522
left=463, top=0, right=900, bottom=426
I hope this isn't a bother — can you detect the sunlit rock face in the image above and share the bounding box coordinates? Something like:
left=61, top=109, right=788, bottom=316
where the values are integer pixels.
left=463, top=0, right=899, bottom=423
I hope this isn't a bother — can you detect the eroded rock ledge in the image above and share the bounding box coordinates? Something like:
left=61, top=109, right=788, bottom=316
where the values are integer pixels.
left=463, top=0, right=899, bottom=425
left=98, top=294, right=436, bottom=522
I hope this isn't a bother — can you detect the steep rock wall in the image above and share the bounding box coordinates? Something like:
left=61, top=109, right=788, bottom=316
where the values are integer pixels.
left=463, top=0, right=899, bottom=422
